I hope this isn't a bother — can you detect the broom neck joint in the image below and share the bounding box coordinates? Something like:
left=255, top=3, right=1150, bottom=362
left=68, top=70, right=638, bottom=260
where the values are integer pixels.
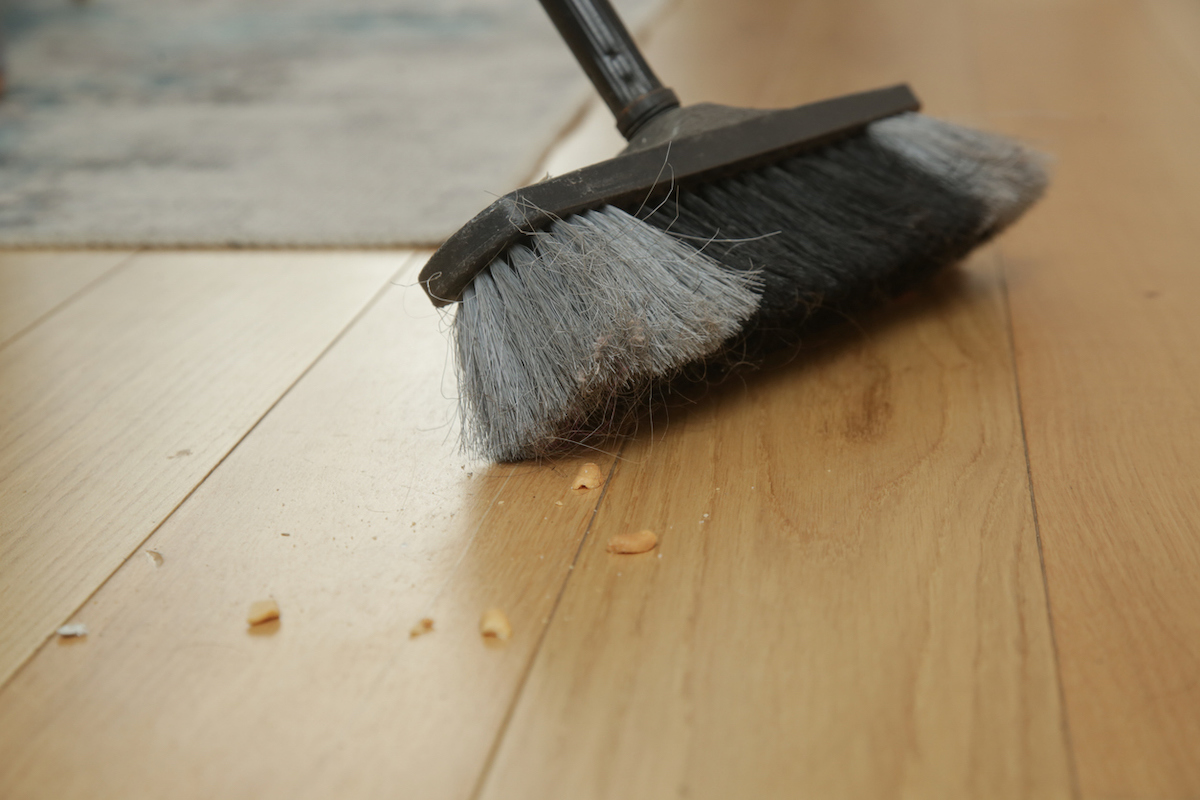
left=617, top=87, right=681, bottom=139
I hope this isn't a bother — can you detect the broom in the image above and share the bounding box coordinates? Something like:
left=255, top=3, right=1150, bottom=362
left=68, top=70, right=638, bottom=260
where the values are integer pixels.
left=419, top=0, right=1047, bottom=462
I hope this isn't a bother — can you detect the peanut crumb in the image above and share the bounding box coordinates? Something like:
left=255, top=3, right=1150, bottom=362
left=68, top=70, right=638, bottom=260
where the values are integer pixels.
left=479, top=608, right=512, bottom=641
left=607, top=529, right=658, bottom=554
left=409, top=618, right=434, bottom=638
left=247, top=599, right=280, bottom=626
left=56, top=623, right=88, bottom=638
left=145, top=550, right=163, bottom=567
left=572, top=463, right=603, bottom=490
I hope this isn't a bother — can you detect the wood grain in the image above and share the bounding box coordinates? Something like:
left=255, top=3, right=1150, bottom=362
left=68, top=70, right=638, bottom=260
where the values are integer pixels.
left=4, top=0, right=1196, bottom=797
left=1145, top=0, right=1200, bottom=92
left=0, top=255, right=619, bottom=800
left=975, top=0, right=1200, bottom=795
left=487, top=3, right=1073, bottom=794
left=642, top=0, right=983, bottom=118
left=478, top=254, right=1072, bottom=800
left=0, top=251, right=401, bottom=688
left=0, top=251, right=133, bottom=347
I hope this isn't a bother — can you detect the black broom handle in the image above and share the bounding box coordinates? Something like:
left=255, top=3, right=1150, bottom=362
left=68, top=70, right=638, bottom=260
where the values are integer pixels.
left=538, top=0, right=680, bottom=139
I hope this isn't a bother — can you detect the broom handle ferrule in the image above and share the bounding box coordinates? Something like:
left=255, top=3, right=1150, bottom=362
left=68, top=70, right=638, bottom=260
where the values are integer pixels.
left=538, top=0, right=680, bottom=139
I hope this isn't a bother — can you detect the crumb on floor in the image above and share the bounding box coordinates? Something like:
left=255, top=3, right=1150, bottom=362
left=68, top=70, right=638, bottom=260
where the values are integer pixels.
left=572, top=463, right=603, bottom=490
left=480, top=608, right=512, bottom=641
left=247, top=598, right=280, bottom=626
left=607, top=529, right=658, bottom=555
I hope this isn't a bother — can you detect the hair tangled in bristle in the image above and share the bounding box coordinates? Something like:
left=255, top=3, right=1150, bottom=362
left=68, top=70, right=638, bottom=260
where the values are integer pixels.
left=642, top=112, right=1048, bottom=349
left=453, top=206, right=762, bottom=462
left=452, top=113, right=1049, bottom=463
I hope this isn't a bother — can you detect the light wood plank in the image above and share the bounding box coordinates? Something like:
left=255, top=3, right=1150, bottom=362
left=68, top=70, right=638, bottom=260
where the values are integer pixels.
left=1145, top=0, right=1200, bottom=91
left=642, top=0, right=982, bottom=118
left=0, top=251, right=133, bottom=346
left=479, top=254, right=1072, bottom=800
left=18, top=0, right=1195, bottom=796
left=974, top=0, right=1200, bottom=796
left=479, top=1, right=1072, bottom=796
left=0, top=251, right=402, bottom=687
left=970, top=0, right=1198, bottom=126
left=0, top=254, right=618, bottom=800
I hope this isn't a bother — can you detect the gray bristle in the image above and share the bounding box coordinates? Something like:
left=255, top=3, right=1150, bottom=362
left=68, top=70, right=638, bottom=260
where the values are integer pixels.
left=640, top=111, right=1049, bottom=349
left=453, top=112, right=1050, bottom=463
left=868, top=113, right=1050, bottom=233
left=453, top=206, right=762, bottom=462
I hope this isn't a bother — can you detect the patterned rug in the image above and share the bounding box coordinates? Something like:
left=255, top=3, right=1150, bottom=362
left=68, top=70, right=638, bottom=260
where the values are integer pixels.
left=0, top=0, right=657, bottom=246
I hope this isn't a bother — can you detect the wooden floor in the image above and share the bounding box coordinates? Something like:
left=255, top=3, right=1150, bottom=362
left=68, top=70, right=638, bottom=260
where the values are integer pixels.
left=2, top=0, right=1198, bottom=797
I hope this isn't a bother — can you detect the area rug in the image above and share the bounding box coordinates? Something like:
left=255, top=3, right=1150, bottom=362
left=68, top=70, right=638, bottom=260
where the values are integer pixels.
left=0, top=0, right=659, bottom=246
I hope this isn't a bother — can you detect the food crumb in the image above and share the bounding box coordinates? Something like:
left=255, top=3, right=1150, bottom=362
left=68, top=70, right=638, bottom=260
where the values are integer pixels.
left=409, top=618, right=434, bottom=638
left=606, top=529, right=658, bottom=554
left=145, top=550, right=164, bottom=567
left=555, top=501, right=563, bottom=506
left=572, top=463, right=603, bottom=490
left=480, top=608, right=512, bottom=641
left=247, top=599, right=280, bottom=626
left=56, top=623, right=88, bottom=638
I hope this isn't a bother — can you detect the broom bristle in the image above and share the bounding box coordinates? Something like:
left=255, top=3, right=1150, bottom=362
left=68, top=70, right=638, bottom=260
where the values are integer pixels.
left=643, top=112, right=1049, bottom=346
left=453, top=113, right=1048, bottom=461
left=454, top=206, right=762, bottom=462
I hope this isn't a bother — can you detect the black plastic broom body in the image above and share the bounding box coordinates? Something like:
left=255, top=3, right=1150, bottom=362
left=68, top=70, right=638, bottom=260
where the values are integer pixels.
left=419, top=0, right=1047, bottom=462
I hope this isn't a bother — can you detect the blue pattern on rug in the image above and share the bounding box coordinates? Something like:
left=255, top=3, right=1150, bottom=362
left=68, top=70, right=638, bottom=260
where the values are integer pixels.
left=0, top=0, right=655, bottom=246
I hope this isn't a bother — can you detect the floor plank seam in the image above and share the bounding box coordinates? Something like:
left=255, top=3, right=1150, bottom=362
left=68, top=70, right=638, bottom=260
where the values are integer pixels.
left=466, top=452, right=625, bottom=800
left=998, top=248, right=1084, bottom=800
left=0, top=249, right=142, bottom=353
left=0, top=255, right=415, bottom=695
